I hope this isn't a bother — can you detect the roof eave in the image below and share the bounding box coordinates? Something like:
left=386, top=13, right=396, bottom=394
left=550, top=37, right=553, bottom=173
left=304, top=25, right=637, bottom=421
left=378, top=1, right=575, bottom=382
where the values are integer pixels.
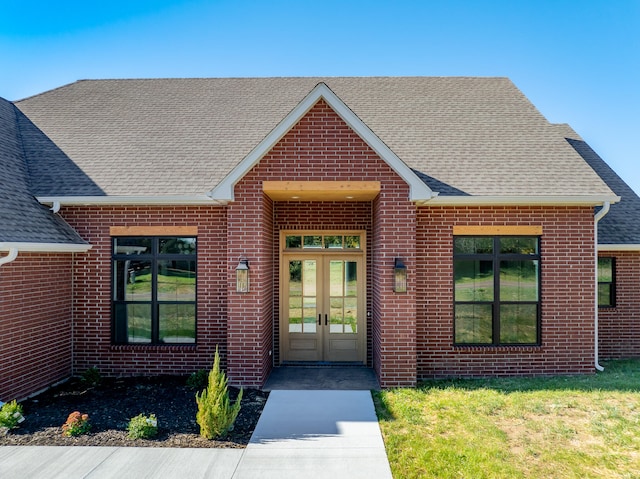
left=208, top=82, right=435, bottom=203
left=598, top=244, right=640, bottom=252
left=420, top=195, right=621, bottom=207
left=37, top=195, right=226, bottom=206
left=0, top=242, right=92, bottom=253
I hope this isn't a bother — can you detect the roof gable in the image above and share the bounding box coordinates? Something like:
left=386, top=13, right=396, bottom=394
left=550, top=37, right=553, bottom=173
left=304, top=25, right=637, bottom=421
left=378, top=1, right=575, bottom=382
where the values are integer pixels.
left=208, top=82, right=435, bottom=202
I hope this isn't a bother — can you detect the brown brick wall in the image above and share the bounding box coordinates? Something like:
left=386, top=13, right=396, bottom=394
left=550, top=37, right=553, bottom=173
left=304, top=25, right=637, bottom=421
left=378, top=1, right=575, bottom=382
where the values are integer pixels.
left=598, top=251, right=640, bottom=359
left=0, top=253, right=73, bottom=400
left=61, top=205, right=228, bottom=377
left=417, top=206, right=597, bottom=378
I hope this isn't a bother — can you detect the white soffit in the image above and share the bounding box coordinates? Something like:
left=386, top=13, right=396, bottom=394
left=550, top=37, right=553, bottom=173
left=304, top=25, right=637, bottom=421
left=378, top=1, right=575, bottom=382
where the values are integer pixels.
left=208, top=82, right=435, bottom=203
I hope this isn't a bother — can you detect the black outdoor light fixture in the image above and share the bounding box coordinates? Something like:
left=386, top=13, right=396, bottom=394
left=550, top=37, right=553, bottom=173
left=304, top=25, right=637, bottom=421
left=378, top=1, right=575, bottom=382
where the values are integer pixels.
left=236, top=258, right=250, bottom=293
left=393, top=257, right=407, bottom=293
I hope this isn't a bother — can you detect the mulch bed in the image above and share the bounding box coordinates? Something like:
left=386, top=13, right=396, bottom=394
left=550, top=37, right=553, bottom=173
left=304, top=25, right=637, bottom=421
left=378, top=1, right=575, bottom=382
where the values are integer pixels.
left=0, top=375, right=268, bottom=448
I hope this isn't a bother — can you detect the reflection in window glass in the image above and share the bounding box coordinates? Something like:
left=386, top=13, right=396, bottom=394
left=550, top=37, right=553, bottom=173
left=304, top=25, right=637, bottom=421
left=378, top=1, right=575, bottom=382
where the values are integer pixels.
left=454, top=260, right=494, bottom=301
left=598, top=257, right=615, bottom=307
left=159, top=304, right=196, bottom=343
left=345, top=262, right=357, bottom=297
left=344, top=236, right=360, bottom=249
left=159, top=237, right=196, bottom=255
left=344, top=297, right=357, bottom=334
left=328, top=260, right=358, bottom=334
left=330, top=297, right=344, bottom=333
left=302, top=260, right=316, bottom=297
left=303, top=297, right=317, bottom=334
left=113, top=259, right=152, bottom=301
left=118, top=303, right=152, bottom=343
left=499, top=260, right=538, bottom=301
left=303, top=236, right=322, bottom=248
left=500, top=304, right=537, bottom=343
left=324, top=236, right=343, bottom=249
left=455, top=304, right=492, bottom=343
left=454, top=237, right=493, bottom=255
left=285, top=234, right=361, bottom=250
left=114, top=237, right=152, bottom=255
left=157, top=260, right=196, bottom=301
left=286, top=236, right=302, bottom=249
left=499, top=237, right=538, bottom=255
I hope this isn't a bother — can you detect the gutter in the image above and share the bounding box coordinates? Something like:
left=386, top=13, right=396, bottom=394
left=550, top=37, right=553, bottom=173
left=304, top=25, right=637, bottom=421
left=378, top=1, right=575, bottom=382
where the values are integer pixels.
left=0, top=242, right=91, bottom=253
left=37, top=195, right=225, bottom=206
left=422, top=195, right=621, bottom=207
left=0, top=247, right=18, bottom=266
left=593, top=201, right=611, bottom=372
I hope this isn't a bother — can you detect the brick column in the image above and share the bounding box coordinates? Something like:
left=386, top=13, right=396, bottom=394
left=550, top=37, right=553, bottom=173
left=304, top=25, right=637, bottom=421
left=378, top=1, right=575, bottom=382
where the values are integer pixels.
left=372, top=185, right=417, bottom=387
left=226, top=176, right=274, bottom=387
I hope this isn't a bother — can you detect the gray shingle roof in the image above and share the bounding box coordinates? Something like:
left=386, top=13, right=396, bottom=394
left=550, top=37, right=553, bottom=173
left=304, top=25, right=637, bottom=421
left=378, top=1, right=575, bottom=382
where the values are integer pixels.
left=556, top=124, right=640, bottom=245
left=14, top=77, right=614, bottom=198
left=0, top=98, right=88, bottom=245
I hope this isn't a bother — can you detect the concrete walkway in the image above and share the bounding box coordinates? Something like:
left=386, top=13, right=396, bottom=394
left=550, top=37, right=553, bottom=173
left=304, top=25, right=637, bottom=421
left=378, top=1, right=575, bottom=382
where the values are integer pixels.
left=0, top=390, right=392, bottom=479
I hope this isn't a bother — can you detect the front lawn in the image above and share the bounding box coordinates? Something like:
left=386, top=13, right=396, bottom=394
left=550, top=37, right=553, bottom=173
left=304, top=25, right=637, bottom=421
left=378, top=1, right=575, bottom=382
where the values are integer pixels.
left=374, top=360, right=640, bottom=479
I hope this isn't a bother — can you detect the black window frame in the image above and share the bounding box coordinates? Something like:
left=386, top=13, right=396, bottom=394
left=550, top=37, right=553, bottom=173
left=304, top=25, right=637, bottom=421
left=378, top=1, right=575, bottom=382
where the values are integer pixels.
left=453, top=236, right=542, bottom=346
left=111, top=236, right=197, bottom=345
left=597, top=257, right=616, bottom=308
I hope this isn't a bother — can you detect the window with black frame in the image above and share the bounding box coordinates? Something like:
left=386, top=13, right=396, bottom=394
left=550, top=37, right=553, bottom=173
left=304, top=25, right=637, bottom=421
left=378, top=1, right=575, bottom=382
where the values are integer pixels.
left=454, top=236, right=541, bottom=345
left=598, top=257, right=615, bottom=308
left=112, top=236, right=196, bottom=344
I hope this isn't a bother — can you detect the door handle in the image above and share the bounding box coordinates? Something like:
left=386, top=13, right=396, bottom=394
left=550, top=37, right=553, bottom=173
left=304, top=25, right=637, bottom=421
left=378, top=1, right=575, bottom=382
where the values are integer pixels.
left=325, top=314, right=328, bottom=326
left=318, top=314, right=321, bottom=326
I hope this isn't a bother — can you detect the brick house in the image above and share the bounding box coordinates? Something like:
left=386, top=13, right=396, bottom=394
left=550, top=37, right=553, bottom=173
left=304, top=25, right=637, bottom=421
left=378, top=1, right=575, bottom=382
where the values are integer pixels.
left=1, top=77, right=638, bottom=401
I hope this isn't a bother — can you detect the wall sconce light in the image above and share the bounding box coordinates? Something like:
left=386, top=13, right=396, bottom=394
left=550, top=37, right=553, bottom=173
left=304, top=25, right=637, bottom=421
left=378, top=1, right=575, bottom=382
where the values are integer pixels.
left=393, top=257, right=407, bottom=293
left=236, top=258, right=250, bottom=293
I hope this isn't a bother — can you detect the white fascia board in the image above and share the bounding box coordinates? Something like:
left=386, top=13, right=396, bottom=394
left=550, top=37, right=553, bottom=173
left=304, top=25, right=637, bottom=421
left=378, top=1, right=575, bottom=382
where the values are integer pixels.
left=598, top=244, right=640, bottom=252
left=37, top=195, right=225, bottom=206
left=0, top=242, right=92, bottom=253
left=421, top=195, right=621, bottom=207
left=208, top=82, right=435, bottom=203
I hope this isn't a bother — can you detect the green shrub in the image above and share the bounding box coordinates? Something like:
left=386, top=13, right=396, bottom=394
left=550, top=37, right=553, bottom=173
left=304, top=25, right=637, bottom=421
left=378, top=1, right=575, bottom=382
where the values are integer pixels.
left=0, top=400, right=25, bottom=429
left=195, top=347, right=243, bottom=439
left=61, top=411, right=91, bottom=436
left=186, top=369, right=208, bottom=390
left=80, top=367, right=101, bottom=387
left=127, top=413, right=158, bottom=439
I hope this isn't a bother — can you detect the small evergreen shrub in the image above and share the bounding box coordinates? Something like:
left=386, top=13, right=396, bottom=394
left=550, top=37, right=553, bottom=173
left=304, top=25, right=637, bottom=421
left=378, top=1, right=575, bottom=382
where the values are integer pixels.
left=186, top=369, right=208, bottom=390
left=80, top=367, right=102, bottom=387
left=195, top=347, right=243, bottom=439
left=0, top=400, right=25, bottom=429
left=127, top=413, right=158, bottom=439
left=62, top=411, right=91, bottom=436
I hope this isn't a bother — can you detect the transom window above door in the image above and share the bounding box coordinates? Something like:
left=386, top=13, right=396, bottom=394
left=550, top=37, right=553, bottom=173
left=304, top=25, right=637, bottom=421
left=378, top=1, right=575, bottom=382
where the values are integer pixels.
left=285, top=234, right=361, bottom=250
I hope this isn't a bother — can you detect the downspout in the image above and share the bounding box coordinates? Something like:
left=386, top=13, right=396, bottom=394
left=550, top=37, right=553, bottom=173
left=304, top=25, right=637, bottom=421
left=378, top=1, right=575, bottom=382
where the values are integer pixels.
left=594, top=202, right=611, bottom=372
left=0, top=248, right=18, bottom=266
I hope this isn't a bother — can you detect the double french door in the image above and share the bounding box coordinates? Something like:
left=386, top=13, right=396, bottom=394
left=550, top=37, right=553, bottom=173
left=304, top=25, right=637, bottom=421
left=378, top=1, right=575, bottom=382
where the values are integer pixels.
left=281, top=254, right=365, bottom=362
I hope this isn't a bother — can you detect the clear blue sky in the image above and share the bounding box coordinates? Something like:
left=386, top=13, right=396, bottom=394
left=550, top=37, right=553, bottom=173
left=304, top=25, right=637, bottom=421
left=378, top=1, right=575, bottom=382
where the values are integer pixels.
left=1, top=0, right=638, bottom=194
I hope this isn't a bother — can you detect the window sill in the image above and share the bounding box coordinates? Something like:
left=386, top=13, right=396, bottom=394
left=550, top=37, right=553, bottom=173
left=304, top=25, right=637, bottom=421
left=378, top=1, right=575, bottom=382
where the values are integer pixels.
left=110, top=344, right=197, bottom=352
left=453, top=344, right=541, bottom=351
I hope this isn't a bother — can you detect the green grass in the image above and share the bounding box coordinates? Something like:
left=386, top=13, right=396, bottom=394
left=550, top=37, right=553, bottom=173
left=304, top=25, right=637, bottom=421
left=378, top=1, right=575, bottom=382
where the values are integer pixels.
left=374, top=360, right=640, bottom=479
